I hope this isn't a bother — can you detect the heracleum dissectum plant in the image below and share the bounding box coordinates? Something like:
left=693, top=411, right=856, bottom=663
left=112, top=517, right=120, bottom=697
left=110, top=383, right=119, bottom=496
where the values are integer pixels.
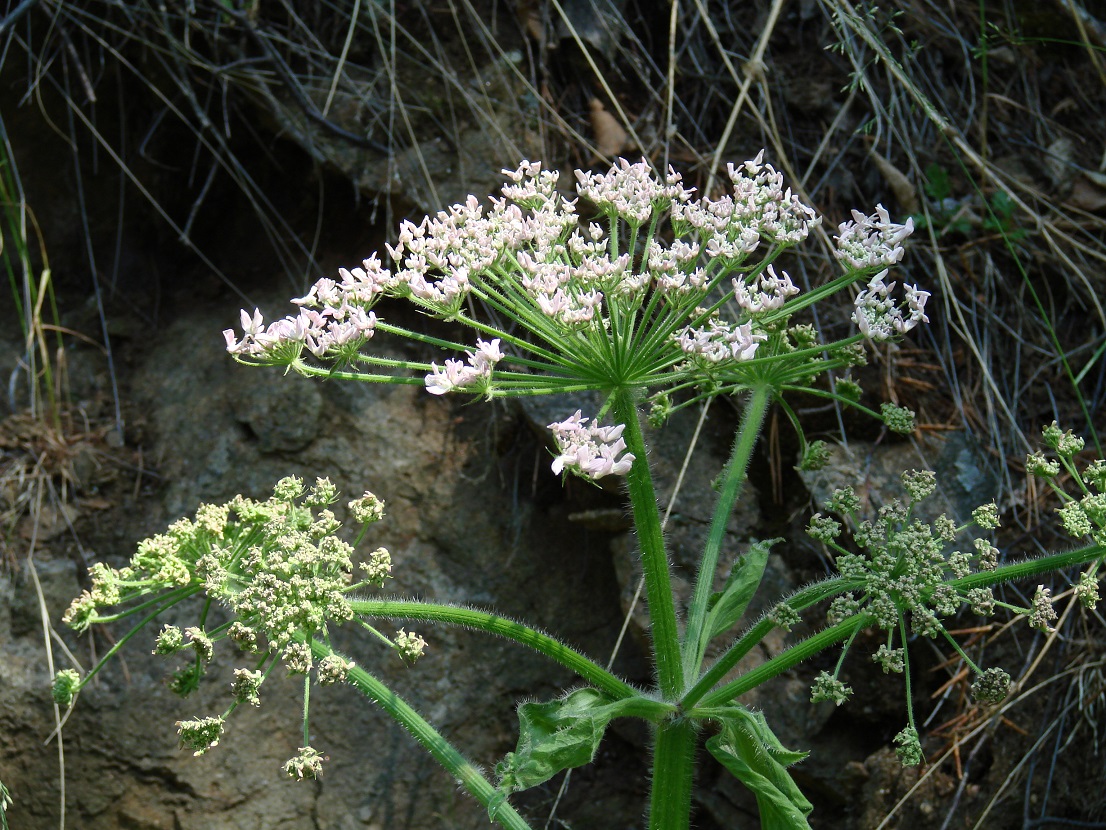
left=57, top=156, right=1105, bottom=830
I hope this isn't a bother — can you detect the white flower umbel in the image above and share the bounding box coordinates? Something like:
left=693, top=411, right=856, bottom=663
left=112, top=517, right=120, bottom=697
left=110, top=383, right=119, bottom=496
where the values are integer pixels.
left=834, top=204, right=915, bottom=271
left=548, top=411, right=636, bottom=480
left=224, top=154, right=925, bottom=418
left=851, top=270, right=930, bottom=342
left=223, top=305, right=377, bottom=361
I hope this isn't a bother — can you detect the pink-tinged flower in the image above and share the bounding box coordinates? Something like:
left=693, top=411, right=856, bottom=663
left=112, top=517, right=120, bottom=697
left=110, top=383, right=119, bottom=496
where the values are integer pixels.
left=469, top=338, right=504, bottom=371
left=424, top=338, right=504, bottom=395
left=242, top=308, right=264, bottom=336
left=673, top=318, right=767, bottom=364
left=547, top=411, right=636, bottom=480
left=576, top=158, right=659, bottom=225
left=834, top=204, right=914, bottom=271
left=224, top=309, right=265, bottom=355
left=425, top=359, right=477, bottom=395
left=852, top=271, right=930, bottom=341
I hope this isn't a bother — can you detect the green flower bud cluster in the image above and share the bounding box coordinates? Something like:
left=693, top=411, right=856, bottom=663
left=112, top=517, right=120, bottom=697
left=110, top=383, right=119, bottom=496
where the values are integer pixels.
left=880, top=403, right=916, bottom=435
left=51, top=669, right=81, bottom=707
left=810, top=671, right=852, bottom=706
left=970, top=667, right=1011, bottom=704
left=177, top=715, right=225, bottom=756
left=1028, top=424, right=1106, bottom=546
left=1022, top=424, right=1106, bottom=622
left=805, top=468, right=1024, bottom=765
left=283, top=746, right=327, bottom=780
left=810, top=471, right=1002, bottom=638
left=799, top=440, right=833, bottom=472
left=769, top=602, right=802, bottom=632
left=63, top=477, right=389, bottom=660
left=893, top=726, right=923, bottom=766
left=59, top=476, right=398, bottom=775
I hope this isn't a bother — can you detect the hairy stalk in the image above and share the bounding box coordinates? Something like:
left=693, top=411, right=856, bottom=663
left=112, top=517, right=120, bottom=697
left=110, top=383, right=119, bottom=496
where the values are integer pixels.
left=682, top=576, right=857, bottom=708
left=307, top=639, right=534, bottom=830
left=648, top=719, right=697, bottom=830
left=683, top=383, right=772, bottom=678
left=350, top=599, right=636, bottom=699
left=697, top=615, right=870, bottom=709
left=949, top=544, right=1106, bottom=591
left=611, top=387, right=684, bottom=700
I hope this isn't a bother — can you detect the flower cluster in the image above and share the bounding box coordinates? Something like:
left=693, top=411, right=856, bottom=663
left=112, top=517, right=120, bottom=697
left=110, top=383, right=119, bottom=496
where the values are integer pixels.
left=1029, top=422, right=1106, bottom=547
left=178, top=716, right=225, bottom=756
left=59, top=477, right=416, bottom=779
left=893, top=726, right=923, bottom=766
left=732, top=265, right=800, bottom=314
left=425, top=338, right=503, bottom=396
left=802, top=473, right=1027, bottom=766
left=805, top=472, right=1016, bottom=734
left=810, top=671, right=852, bottom=706
left=283, top=746, right=327, bottom=779
left=674, top=316, right=766, bottom=364
left=810, top=472, right=1001, bottom=637
left=65, top=477, right=380, bottom=653
left=667, top=152, right=820, bottom=255
left=851, top=271, right=930, bottom=342
left=224, top=305, right=377, bottom=362
left=394, top=629, right=429, bottom=662
left=222, top=155, right=924, bottom=483
left=548, top=411, right=636, bottom=480
left=834, top=204, right=914, bottom=270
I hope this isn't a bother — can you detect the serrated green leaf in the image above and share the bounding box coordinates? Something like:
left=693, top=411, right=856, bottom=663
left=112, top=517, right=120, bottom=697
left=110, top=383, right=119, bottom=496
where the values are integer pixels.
left=492, top=687, right=637, bottom=816
left=705, top=538, right=780, bottom=643
left=706, top=705, right=813, bottom=830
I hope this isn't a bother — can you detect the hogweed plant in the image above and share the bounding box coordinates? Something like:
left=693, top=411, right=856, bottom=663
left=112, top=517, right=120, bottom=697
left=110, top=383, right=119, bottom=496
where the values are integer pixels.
left=57, top=156, right=1105, bottom=829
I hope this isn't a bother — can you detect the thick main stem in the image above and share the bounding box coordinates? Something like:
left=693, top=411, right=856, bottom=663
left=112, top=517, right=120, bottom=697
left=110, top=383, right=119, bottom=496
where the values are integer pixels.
left=682, top=384, right=772, bottom=679
left=648, top=720, right=697, bottom=830
left=612, top=388, right=683, bottom=700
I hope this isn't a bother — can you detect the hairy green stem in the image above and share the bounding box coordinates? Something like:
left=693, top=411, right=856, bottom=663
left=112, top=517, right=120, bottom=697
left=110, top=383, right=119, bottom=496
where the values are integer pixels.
left=681, top=577, right=857, bottom=708
left=949, top=543, right=1106, bottom=591
left=350, top=599, right=636, bottom=700
left=683, top=384, right=772, bottom=679
left=611, top=387, right=684, bottom=700
left=648, top=719, right=697, bottom=830
left=696, top=615, right=870, bottom=710
left=307, top=640, right=533, bottom=830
